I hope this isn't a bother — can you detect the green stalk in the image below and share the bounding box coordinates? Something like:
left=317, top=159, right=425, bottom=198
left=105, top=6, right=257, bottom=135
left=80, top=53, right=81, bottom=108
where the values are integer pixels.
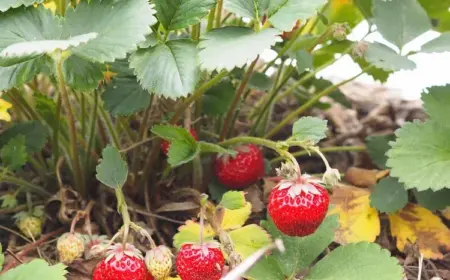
left=192, top=156, right=203, bottom=190
left=56, top=0, right=66, bottom=16
left=53, top=95, right=62, bottom=167
left=55, top=57, right=84, bottom=196
left=192, top=23, right=200, bottom=41
left=215, top=0, right=224, bottom=28
left=270, top=145, right=366, bottom=164
left=99, top=106, right=121, bottom=149
left=170, top=70, right=228, bottom=125
left=265, top=69, right=370, bottom=138
left=80, top=92, right=86, bottom=135
left=115, top=188, right=131, bottom=247
left=220, top=57, right=258, bottom=140
left=2, top=174, right=51, bottom=197
left=85, top=91, right=99, bottom=174
left=207, top=7, right=216, bottom=31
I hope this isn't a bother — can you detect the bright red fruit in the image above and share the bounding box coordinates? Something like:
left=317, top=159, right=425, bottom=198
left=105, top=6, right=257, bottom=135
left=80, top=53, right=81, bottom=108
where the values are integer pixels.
left=268, top=175, right=330, bottom=237
left=176, top=243, right=225, bottom=280
left=161, top=128, right=198, bottom=155
left=214, top=144, right=265, bottom=189
left=91, top=243, right=153, bottom=280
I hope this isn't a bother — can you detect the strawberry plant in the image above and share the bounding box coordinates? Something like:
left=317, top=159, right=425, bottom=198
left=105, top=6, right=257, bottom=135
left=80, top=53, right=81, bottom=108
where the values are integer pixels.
left=1, top=0, right=449, bottom=279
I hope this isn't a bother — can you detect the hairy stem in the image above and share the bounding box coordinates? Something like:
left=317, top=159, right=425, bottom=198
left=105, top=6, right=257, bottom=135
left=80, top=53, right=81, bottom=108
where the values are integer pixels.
left=215, top=0, right=224, bottom=28
left=220, top=57, right=258, bottom=140
left=55, top=57, right=84, bottom=196
left=270, top=145, right=366, bottom=164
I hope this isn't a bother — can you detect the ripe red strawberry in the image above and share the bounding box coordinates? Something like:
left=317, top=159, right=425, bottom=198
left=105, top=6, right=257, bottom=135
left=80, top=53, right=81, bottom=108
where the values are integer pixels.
left=268, top=174, right=329, bottom=237
left=176, top=243, right=225, bottom=280
left=214, top=144, right=265, bottom=189
left=161, top=128, right=198, bottom=155
left=92, top=243, right=153, bottom=280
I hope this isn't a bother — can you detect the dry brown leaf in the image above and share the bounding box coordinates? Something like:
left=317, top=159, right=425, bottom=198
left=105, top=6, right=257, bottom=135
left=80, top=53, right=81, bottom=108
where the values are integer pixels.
left=328, top=185, right=380, bottom=244
left=441, top=207, right=450, bottom=220
left=388, top=203, right=450, bottom=259
left=155, top=201, right=199, bottom=213
left=344, top=167, right=378, bottom=187
left=244, top=185, right=264, bottom=213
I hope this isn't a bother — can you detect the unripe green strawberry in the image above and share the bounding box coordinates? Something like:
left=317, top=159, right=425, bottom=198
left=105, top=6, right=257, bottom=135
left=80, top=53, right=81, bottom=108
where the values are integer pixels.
left=145, top=245, right=173, bottom=280
left=14, top=212, right=43, bottom=239
left=57, top=232, right=85, bottom=264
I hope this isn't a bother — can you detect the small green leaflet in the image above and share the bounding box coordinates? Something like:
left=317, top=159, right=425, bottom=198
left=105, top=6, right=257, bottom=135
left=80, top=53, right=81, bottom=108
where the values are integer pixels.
left=203, top=80, right=236, bottom=116
left=224, top=0, right=269, bottom=20
left=154, top=0, right=216, bottom=31
left=267, top=0, right=326, bottom=32
left=0, top=0, right=44, bottom=12
left=295, top=50, right=313, bottom=74
left=2, top=259, right=68, bottom=280
left=0, top=121, right=48, bottom=154
left=372, top=0, right=431, bottom=49
left=365, top=134, right=396, bottom=169
left=305, top=242, right=403, bottom=280
left=34, top=92, right=57, bottom=127
left=292, top=117, right=328, bottom=144
left=421, top=32, right=450, bottom=53
left=1, top=134, right=27, bottom=171
left=167, top=140, right=200, bottom=167
left=414, top=188, right=450, bottom=211
left=387, top=85, right=450, bottom=191
left=63, top=55, right=104, bottom=91
left=151, top=125, right=197, bottom=145
left=208, top=178, right=229, bottom=202
left=199, top=27, right=279, bottom=71
left=220, top=191, right=246, bottom=210
left=96, top=145, right=128, bottom=189
left=1, top=193, right=18, bottom=208
left=130, top=40, right=199, bottom=99
left=103, top=76, right=151, bottom=116
left=370, top=177, right=408, bottom=213
left=248, top=72, right=273, bottom=91
left=364, top=42, right=416, bottom=71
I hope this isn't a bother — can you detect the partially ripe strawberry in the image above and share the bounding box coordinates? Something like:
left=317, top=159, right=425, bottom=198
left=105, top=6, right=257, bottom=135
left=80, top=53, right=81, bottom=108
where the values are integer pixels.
left=214, top=144, right=265, bottom=189
left=176, top=243, right=225, bottom=280
left=268, top=174, right=329, bottom=237
left=161, top=128, right=198, bottom=155
left=57, top=232, right=85, bottom=264
left=145, top=245, right=173, bottom=280
left=92, top=243, right=153, bottom=280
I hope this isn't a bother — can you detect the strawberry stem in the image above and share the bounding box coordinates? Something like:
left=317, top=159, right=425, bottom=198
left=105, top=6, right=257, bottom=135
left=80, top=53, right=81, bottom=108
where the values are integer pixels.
left=115, top=188, right=131, bottom=249
left=199, top=194, right=208, bottom=246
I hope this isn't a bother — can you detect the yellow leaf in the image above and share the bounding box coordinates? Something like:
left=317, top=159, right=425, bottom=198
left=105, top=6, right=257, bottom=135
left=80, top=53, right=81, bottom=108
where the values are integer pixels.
left=328, top=186, right=380, bottom=244
left=228, top=224, right=272, bottom=259
left=221, top=202, right=252, bottom=230
left=389, top=203, right=450, bottom=259
left=172, top=220, right=215, bottom=249
left=167, top=277, right=181, bottom=280
left=0, top=99, right=12, bottom=122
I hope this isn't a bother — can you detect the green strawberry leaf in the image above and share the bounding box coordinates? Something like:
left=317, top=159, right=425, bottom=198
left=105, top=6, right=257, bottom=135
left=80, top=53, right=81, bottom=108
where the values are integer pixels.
left=154, top=0, right=216, bottom=31
left=0, top=0, right=44, bottom=12
left=365, top=134, right=396, bottom=169
left=246, top=256, right=285, bottom=280
left=220, top=191, right=247, bottom=210
left=364, top=42, right=416, bottom=71
left=229, top=224, right=272, bottom=259
left=0, top=121, right=48, bottom=154
left=370, top=177, right=408, bottom=214
left=248, top=72, right=273, bottom=91
left=422, top=85, right=450, bottom=126
left=63, top=55, right=104, bottom=91
left=1, top=193, right=18, bottom=209
left=372, top=0, right=431, bottom=49
left=413, top=188, right=450, bottom=211
left=208, top=178, right=229, bottom=202
left=64, top=0, right=157, bottom=63
left=1, top=134, right=27, bottom=171
left=96, top=145, right=128, bottom=189
left=0, top=57, right=51, bottom=91
left=198, top=27, right=279, bottom=71
left=387, top=120, right=450, bottom=191
left=224, top=0, right=269, bottom=21
left=305, top=242, right=403, bottom=280
left=421, top=32, right=450, bottom=53
left=354, top=0, right=373, bottom=19
left=2, top=259, right=67, bottom=280
left=130, top=40, right=199, bottom=99
left=263, top=214, right=338, bottom=276
left=0, top=243, right=4, bottom=271
left=295, top=50, right=314, bottom=74
left=34, top=92, right=57, bottom=127
left=267, top=0, right=326, bottom=31
left=291, top=116, right=328, bottom=144
left=167, top=140, right=200, bottom=167
left=203, top=80, right=236, bottom=116
left=151, top=125, right=196, bottom=145
left=103, top=76, right=151, bottom=116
